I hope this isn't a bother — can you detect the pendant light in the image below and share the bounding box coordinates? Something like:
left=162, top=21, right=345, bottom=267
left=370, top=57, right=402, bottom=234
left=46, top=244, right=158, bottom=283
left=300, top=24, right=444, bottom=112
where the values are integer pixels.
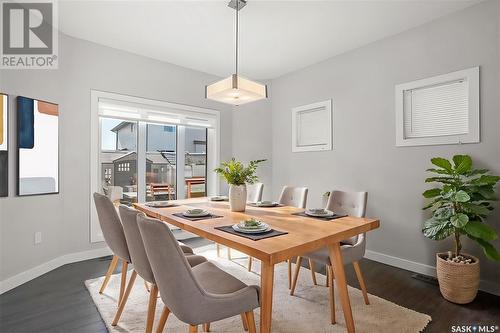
left=205, top=0, right=267, bottom=106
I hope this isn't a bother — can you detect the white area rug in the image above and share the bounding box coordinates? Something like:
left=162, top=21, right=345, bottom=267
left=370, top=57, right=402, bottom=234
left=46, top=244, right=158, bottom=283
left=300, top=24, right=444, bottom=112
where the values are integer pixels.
left=85, top=245, right=431, bottom=332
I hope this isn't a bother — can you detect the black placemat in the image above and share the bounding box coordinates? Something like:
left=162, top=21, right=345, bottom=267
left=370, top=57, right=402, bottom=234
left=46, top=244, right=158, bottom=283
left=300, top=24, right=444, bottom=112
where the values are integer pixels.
left=172, top=213, right=223, bottom=221
left=292, top=212, right=347, bottom=221
left=247, top=203, right=284, bottom=208
left=215, top=226, right=288, bottom=241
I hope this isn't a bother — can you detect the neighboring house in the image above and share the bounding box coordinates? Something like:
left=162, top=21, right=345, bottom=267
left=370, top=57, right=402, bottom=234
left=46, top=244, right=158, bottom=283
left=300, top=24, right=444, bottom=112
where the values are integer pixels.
left=112, top=152, right=145, bottom=188
left=111, top=121, right=206, bottom=153
left=111, top=121, right=138, bottom=151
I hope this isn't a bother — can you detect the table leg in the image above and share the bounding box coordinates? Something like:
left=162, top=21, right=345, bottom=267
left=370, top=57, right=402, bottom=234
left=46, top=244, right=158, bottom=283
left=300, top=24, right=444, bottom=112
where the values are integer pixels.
left=260, top=261, right=275, bottom=333
left=328, top=242, right=355, bottom=333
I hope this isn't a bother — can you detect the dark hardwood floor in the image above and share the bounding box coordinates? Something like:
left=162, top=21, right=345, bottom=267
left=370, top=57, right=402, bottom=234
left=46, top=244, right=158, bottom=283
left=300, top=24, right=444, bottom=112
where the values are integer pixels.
left=1, top=238, right=499, bottom=333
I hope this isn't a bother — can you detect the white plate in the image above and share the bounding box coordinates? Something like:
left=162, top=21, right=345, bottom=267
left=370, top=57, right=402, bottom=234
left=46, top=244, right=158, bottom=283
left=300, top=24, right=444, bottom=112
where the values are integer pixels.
left=232, top=224, right=272, bottom=234
left=305, top=209, right=335, bottom=217
left=254, top=201, right=279, bottom=207
left=182, top=209, right=210, bottom=218
left=237, top=221, right=269, bottom=230
left=145, top=201, right=174, bottom=208
left=210, top=196, right=228, bottom=201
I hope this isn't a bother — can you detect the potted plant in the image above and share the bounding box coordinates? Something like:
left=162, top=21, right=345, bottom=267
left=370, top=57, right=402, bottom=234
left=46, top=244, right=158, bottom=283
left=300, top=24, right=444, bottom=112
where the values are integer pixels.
left=215, top=158, right=266, bottom=212
left=422, top=154, right=500, bottom=304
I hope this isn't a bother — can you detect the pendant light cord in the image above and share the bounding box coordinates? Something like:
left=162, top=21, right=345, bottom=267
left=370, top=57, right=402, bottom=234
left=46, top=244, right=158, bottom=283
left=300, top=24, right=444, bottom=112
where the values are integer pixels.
left=235, top=0, right=239, bottom=76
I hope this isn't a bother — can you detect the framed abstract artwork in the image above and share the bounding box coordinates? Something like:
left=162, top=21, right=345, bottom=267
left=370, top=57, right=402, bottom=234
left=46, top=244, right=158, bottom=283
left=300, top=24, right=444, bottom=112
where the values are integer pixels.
left=17, top=96, right=59, bottom=196
left=0, top=93, right=7, bottom=197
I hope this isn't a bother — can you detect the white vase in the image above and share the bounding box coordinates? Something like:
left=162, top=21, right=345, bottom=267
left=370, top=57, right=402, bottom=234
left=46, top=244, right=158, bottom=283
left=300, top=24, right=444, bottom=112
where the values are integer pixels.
left=229, top=184, right=247, bottom=212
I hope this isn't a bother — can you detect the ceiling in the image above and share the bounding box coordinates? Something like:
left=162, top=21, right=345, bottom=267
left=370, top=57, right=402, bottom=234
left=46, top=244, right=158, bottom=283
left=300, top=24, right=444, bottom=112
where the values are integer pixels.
left=59, top=1, right=482, bottom=80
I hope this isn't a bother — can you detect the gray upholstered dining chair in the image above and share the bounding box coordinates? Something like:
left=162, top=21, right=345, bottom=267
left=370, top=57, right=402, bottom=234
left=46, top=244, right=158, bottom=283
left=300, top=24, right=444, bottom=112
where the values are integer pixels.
left=93, top=192, right=132, bottom=305
left=247, top=182, right=264, bottom=203
left=138, top=214, right=261, bottom=333
left=290, top=190, right=369, bottom=325
left=278, top=185, right=308, bottom=209
left=112, top=206, right=207, bottom=333
left=247, top=185, right=308, bottom=289
left=218, top=182, right=265, bottom=261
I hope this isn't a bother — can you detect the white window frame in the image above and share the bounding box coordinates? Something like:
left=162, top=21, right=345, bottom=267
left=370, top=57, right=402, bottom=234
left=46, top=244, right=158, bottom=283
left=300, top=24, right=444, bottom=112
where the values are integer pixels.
left=291, top=99, right=333, bottom=152
left=90, top=90, right=220, bottom=243
left=395, top=67, right=480, bottom=147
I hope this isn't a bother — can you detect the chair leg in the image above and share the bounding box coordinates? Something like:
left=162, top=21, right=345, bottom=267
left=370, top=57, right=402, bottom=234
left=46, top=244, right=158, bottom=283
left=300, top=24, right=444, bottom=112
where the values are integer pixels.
left=247, top=257, right=253, bottom=272
left=288, top=259, right=292, bottom=289
left=119, top=260, right=129, bottom=305
left=227, top=247, right=232, bottom=260
left=241, top=313, right=249, bottom=331
left=155, top=306, right=170, bottom=333
left=327, top=265, right=336, bottom=324
left=112, top=270, right=138, bottom=326
left=144, top=280, right=151, bottom=293
left=189, top=325, right=198, bottom=333
left=99, top=255, right=119, bottom=294
left=202, top=323, right=210, bottom=332
left=245, top=311, right=257, bottom=333
left=145, top=284, right=159, bottom=333
left=353, top=261, right=370, bottom=305
left=216, top=244, right=221, bottom=257
left=290, top=256, right=303, bottom=296
left=326, top=265, right=329, bottom=287
left=308, top=259, right=318, bottom=285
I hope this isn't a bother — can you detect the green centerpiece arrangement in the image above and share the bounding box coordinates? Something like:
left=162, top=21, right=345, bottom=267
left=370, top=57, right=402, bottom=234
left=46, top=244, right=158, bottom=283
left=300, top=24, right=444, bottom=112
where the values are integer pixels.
left=422, top=154, right=500, bottom=303
left=215, top=158, right=266, bottom=212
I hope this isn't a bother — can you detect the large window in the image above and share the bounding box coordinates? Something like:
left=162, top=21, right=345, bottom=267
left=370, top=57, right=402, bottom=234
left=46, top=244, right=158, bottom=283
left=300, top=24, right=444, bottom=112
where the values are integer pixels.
left=91, top=91, right=220, bottom=242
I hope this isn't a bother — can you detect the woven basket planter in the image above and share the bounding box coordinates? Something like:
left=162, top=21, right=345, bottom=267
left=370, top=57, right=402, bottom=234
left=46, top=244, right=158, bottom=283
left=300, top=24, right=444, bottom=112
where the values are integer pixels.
left=436, top=252, right=480, bottom=304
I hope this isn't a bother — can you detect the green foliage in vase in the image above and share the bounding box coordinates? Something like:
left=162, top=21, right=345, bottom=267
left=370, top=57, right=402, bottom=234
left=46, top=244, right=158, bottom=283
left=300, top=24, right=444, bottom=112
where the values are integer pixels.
left=214, top=158, right=266, bottom=186
left=422, top=155, right=500, bottom=261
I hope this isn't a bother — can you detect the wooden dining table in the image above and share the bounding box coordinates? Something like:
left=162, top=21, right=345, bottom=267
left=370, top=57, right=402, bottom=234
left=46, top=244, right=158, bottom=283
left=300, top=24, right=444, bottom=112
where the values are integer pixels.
left=134, top=198, right=380, bottom=333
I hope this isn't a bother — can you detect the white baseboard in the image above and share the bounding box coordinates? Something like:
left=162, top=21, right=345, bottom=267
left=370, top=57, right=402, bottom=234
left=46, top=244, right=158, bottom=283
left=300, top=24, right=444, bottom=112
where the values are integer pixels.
left=365, top=249, right=500, bottom=296
left=0, top=247, right=112, bottom=295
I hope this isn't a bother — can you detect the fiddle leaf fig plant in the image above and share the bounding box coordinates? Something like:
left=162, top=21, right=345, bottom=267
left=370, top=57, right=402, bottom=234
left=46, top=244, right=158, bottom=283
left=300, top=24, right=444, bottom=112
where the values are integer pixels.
left=214, top=158, right=266, bottom=185
left=422, top=155, right=500, bottom=261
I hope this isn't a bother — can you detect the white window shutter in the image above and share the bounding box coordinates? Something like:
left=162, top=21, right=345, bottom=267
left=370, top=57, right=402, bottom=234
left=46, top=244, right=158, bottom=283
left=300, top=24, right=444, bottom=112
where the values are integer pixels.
left=395, top=67, right=479, bottom=146
left=404, top=80, right=469, bottom=139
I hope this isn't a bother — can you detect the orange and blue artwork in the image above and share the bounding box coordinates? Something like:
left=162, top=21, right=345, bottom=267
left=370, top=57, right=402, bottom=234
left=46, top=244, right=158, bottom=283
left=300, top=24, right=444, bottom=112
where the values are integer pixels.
left=17, top=96, right=59, bottom=196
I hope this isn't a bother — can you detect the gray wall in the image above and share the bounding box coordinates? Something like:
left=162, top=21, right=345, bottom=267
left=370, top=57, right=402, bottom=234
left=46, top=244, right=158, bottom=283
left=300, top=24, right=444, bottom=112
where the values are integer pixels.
left=231, top=96, right=273, bottom=201
left=268, top=0, right=499, bottom=292
left=0, top=33, right=233, bottom=281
